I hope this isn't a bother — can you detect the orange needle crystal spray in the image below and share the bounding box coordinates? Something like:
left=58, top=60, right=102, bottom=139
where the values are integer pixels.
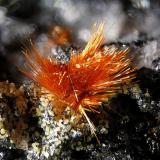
left=20, top=24, right=136, bottom=143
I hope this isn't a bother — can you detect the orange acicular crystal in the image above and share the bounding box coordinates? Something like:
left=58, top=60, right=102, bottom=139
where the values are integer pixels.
left=21, top=24, right=136, bottom=139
